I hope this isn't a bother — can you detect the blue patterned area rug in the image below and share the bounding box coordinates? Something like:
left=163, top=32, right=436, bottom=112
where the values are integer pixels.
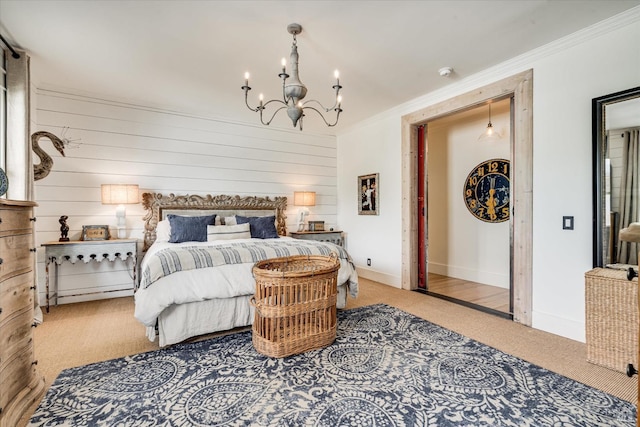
left=29, top=304, right=635, bottom=426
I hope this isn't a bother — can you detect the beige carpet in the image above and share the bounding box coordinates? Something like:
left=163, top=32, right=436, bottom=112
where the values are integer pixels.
left=19, top=277, right=637, bottom=426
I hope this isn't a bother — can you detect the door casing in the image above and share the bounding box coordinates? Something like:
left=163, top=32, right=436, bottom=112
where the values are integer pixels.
left=401, top=69, right=533, bottom=326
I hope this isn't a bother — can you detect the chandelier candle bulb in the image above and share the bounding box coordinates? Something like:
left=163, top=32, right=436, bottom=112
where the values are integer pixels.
left=281, top=58, right=287, bottom=73
left=244, top=72, right=249, bottom=87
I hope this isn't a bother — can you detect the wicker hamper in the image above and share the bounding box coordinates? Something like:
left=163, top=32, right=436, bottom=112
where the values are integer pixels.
left=251, top=254, right=340, bottom=358
left=585, top=268, right=638, bottom=373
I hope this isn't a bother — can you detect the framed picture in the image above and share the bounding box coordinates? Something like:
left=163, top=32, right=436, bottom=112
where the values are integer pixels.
left=358, top=173, right=379, bottom=215
left=82, top=225, right=110, bottom=241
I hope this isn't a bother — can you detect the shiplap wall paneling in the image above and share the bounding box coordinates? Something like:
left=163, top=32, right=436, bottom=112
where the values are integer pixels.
left=33, top=89, right=338, bottom=305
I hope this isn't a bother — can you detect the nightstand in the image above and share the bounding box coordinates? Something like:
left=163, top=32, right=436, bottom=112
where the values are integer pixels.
left=290, top=230, right=344, bottom=247
left=41, top=239, right=138, bottom=312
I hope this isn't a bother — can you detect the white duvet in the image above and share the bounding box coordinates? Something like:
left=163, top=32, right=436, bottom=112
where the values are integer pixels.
left=134, top=237, right=358, bottom=331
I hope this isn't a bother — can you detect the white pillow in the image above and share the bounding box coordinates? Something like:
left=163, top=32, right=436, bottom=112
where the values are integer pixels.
left=156, top=220, right=171, bottom=242
left=207, top=223, right=251, bottom=241
left=224, top=215, right=237, bottom=225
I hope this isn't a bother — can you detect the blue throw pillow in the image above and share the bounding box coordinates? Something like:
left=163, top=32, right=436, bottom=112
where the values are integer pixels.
left=236, top=215, right=279, bottom=239
left=167, top=214, right=216, bottom=243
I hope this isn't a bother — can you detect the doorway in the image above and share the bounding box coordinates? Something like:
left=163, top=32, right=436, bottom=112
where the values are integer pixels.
left=400, top=70, right=533, bottom=327
left=418, top=99, right=513, bottom=319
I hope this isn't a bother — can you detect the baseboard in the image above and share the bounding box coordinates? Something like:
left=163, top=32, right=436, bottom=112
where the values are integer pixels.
left=355, top=267, right=401, bottom=288
left=37, top=288, right=133, bottom=307
left=533, top=310, right=585, bottom=343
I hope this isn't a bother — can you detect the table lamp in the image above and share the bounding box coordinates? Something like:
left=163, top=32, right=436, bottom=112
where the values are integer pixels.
left=293, top=191, right=316, bottom=232
left=101, top=184, right=139, bottom=239
left=619, top=222, right=640, bottom=281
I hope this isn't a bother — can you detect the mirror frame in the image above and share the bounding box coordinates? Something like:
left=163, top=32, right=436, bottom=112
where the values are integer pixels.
left=592, top=86, right=640, bottom=267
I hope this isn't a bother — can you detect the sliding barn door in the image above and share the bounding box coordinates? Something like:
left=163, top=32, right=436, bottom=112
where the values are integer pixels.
left=418, top=125, right=427, bottom=289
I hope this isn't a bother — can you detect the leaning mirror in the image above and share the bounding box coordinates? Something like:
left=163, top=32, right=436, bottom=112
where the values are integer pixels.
left=593, top=86, right=640, bottom=268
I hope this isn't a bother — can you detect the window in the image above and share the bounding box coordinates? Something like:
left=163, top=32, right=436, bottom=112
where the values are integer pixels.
left=1, top=47, right=30, bottom=200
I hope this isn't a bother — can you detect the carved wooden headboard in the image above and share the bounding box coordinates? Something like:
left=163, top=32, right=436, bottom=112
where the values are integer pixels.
left=141, top=193, right=288, bottom=251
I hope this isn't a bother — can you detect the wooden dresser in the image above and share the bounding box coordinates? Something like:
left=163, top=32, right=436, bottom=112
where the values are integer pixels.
left=0, top=199, right=44, bottom=427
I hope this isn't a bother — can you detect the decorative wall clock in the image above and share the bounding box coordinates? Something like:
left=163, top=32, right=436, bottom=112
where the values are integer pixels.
left=463, top=158, right=510, bottom=223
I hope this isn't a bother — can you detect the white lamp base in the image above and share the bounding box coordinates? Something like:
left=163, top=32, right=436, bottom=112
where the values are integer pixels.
left=116, top=204, right=127, bottom=239
left=116, top=227, right=127, bottom=239
left=296, top=209, right=309, bottom=232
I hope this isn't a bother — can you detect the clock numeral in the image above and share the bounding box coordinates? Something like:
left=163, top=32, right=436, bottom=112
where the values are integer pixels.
left=503, top=164, right=509, bottom=174
left=466, top=189, right=472, bottom=197
left=469, top=199, right=477, bottom=209
left=502, top=207, right=509, bottom=216
left=488, top=161, right=499, bottom=173
left=477, top=166, right=484, bottom=176
left=477, top=207, right=485, bottom=216
left=468, top=176, right=478, bottom=186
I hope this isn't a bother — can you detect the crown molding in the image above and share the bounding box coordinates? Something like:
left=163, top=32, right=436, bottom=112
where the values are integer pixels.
left=339, top=6, right=640, bottom=136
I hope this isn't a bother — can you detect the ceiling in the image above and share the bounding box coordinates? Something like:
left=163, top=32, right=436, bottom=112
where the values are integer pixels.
left=1, top=1, right=638, bottom=135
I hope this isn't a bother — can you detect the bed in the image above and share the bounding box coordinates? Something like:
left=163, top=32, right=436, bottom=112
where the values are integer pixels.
left=134, top=193, right=359, bottom=347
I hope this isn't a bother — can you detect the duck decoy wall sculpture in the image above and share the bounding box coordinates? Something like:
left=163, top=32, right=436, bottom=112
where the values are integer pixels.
left=31, top=131, right=66, bottom=181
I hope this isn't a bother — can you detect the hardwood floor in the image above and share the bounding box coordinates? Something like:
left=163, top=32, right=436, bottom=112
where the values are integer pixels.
left=426, top=272, right=511, bottom=315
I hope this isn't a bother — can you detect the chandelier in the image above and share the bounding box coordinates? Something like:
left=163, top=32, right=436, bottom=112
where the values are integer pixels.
left=242, top=23, right=343, bottom=131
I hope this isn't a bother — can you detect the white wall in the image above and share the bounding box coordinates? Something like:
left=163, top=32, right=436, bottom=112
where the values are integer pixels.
left=338, top=114, right=403, bottom=286
left=427, top=101, right=511, bottom=288
left=337, top=9, right=640, bottom=341
left=32, top=89, right=337, bottom=305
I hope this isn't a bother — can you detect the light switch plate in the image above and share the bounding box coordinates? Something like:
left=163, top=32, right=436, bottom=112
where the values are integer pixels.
left=563, top=216, right=574, bottom=230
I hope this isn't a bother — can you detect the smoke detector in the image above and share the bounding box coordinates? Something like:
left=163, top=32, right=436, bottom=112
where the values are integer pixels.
left=438, top=67, right=453, bottom=77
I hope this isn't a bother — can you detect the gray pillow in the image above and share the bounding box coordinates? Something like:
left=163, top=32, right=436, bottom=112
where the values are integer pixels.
left=167, top=214, right=216, bottom=243
left=235, top=215, right=279, bottom=239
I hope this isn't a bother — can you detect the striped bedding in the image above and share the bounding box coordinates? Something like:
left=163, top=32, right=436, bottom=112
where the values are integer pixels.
left=140, top=238, right=354, bottom=291
left=134, top=237, right=358, bottom=336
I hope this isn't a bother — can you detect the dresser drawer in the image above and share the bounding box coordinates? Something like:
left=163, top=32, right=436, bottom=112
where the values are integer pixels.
left=0, top=234, right=34, bottom=282
left=0, top=305, right=34, bottom=363
left=0, top=207, right=34, bottom=237
left=0, top=271, right=34, bottom=324
left=0, top=341, right=36, bottom=413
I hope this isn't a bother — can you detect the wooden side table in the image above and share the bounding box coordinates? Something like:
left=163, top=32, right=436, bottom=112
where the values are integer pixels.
left=41, top=239, right=138, bottom=312
left=290, top=230, right=344, bottom=247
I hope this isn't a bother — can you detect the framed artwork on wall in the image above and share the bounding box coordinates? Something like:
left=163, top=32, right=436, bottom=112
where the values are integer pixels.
left=358, top=173, right=379, bottom=215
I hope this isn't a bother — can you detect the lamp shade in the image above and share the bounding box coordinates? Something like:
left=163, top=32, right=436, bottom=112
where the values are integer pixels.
left=620, top=223, right=640, bottom=243
left=101, top=184, right=139, bottom=205
left=293, top=191, right=316, bottom=206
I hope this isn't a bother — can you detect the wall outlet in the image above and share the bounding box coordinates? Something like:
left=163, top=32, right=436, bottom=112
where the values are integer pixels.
left=367, top=258, right=371, bottom=266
